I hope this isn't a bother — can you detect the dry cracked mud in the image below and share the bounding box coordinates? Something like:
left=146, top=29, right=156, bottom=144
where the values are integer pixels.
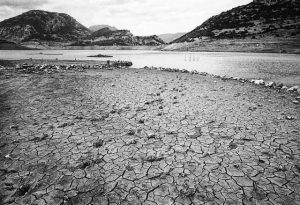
left=0, top=67, right=299, bottom=205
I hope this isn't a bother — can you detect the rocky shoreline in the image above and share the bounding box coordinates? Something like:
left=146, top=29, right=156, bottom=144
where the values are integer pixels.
left=1, top=60, right=299, bottom=103
left=143, top=66, right=300, bottom=104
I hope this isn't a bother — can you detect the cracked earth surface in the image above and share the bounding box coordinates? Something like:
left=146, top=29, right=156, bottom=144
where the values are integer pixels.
left=0, top=68, right=299, bottom=205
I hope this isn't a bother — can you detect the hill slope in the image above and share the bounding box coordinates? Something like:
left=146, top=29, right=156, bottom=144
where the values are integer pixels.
left=74, top=27, right=165, bottom=46
left=173, top=0, right=300, bottom=43
left=0, top=10, right=91, bottom=42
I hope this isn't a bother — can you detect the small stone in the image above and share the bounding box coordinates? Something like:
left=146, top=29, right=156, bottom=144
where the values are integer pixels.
left=265, top=82, right=275, bottom=87
left=251, top=79, right=264, bottom=85
left=287, top=86, right=299, bottom=92
left=292, top=100, right=299, bottom=104
left=229, top=142, right=238, bottom=149
left=285, top=116, right=294, bottom=120
left=296, top=96, right=300, bottom=100
left=10, top=125, right=18, bottom=130
left=127, top=129, right=135, bottom=135
left=276, top=83, right=284, bottom=88
left=93, top=139, right=104, bottom=148
left=145, top=155, right=164, bottom=162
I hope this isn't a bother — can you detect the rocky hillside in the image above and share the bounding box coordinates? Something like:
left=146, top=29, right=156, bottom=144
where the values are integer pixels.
left=135, top=35, right=165, bottom=46
left=173, top=0, right=300, bottom=43
left=0, top=10, right=91, bottom=42
left=73, top=27, right=165, bottom=46
left=89, top=25, right=117, bottom=32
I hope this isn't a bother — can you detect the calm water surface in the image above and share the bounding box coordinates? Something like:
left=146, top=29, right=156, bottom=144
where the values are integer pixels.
left=1, top=50, right=299, bottom=86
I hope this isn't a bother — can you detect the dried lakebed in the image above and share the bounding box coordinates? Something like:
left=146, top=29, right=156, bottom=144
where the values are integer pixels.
left=0, top=65, right=299, bottom=205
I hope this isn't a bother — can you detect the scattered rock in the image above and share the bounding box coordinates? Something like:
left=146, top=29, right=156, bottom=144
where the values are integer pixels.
left=287, top=86, right=299, bottom=92
left=229, top=142, right=238, bottom=149
left=285, top=116, right=294, bottom=120
left=265, top=82, right=275, bottom=87
left=251, top=79, right=264, bottom=85
left=58, top=122, right=75, bottom=128
left=145, top=155, right=164, bottom=162
left=14, top=184, right=31, bottom=197
left=93, top=139, right=104, bottom=148
left=292, top=100, right=299, bottom=104
left=147, top=134, right=156, bottom=139
left=126, top=139, right=137, bottom=145
left=276, top=83, right=284, bottom=88
left=78, top=161, right=91, bottom=170
left=10, top=125, right=18, bottom=130
left=5, top=154, right=11, bottom=159
left=248, top=106, right=257, bottom=111
left=127, top=129, right=135, bottom=135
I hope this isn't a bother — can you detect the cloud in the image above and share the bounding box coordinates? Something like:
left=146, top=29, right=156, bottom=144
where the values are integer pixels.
left=1, top=0, right=48, bottom=9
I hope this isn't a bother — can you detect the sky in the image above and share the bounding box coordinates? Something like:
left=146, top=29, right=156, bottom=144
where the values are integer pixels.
left=0, top=0, right=252, bottom=35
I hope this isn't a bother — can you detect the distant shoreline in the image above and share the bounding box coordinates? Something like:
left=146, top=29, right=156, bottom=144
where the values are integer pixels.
left=1, top=37, right=300, bottom=54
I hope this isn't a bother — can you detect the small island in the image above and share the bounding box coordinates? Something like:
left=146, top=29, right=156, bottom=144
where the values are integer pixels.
left=87, top=54, right=113, bottom=58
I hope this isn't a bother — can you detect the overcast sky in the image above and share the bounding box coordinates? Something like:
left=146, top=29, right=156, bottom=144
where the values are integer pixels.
left=0, top=0, right=252, bottom=35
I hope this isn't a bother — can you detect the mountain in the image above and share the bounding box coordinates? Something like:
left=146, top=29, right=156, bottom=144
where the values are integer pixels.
left=0, top=10, right=164, bottom=47
left=172, top=0, right=300, bottom=43
left=0, top=10, right=91, bottom=42
left=89, top=25, right=118, bottom=32
left=73, top=27, right=165, bottom=46
left=158, top=32, right=186, bottom=43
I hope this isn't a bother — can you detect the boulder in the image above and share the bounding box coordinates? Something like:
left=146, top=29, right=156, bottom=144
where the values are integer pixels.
left=251, top=79, right=264, bottom=85
left=265, top=82, right=275, bottom=87
left=287, top=86, right=299, bottom=92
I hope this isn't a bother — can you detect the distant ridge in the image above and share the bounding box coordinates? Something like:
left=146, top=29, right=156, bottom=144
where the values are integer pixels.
left=73, top=27, right=165, bottom=46
left=89, top=25, right=118, bottom=32
left=158, top=32, right=186, bottom=43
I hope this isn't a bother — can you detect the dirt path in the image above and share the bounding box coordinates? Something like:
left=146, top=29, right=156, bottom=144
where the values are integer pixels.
left=0, top=68, right=299, bottom=205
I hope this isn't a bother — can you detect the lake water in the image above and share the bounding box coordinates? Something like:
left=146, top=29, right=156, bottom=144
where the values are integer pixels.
left=1, top=50, right=299, bottom=86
